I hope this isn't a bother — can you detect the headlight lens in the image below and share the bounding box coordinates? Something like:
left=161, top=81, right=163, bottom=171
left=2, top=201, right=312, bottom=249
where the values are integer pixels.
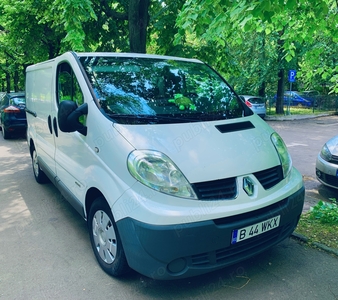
left=271, top=132, right=292, bottom=178
left=127, top=150, right=197, bottom=199
left=320, top=144, right=331, bottom=161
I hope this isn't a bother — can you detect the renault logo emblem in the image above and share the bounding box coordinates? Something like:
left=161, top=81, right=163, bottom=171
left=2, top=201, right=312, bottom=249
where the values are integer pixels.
left=243, top=177, right=255, bottom=196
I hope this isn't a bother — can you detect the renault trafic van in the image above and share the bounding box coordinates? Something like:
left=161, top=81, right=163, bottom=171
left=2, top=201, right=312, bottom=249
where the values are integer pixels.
left=26, top=52, right=304, bottom=280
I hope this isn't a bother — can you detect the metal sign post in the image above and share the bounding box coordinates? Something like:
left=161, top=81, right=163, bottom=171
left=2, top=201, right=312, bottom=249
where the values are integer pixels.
left=287, top=70, right=297, bottom=115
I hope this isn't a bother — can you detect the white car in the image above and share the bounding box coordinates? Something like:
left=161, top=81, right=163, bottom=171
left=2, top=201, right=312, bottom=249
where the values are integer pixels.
left=25, top=52, right=304, bottom=280
left=316, top=135, right=338, bottom=189
left=240, top=95, right=266, bottom=119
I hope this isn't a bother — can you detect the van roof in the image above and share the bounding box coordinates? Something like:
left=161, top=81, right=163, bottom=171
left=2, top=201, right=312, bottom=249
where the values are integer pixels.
left=74, top=52, right=203, bottom=64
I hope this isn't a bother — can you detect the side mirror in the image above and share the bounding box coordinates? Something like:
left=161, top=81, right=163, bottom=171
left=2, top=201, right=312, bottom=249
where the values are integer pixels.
left=58, top=100, right=88, bottom=136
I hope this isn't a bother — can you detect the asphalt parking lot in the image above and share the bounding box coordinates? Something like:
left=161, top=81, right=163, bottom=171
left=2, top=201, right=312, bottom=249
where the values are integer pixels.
left=1, top=115, right=338, bottom=299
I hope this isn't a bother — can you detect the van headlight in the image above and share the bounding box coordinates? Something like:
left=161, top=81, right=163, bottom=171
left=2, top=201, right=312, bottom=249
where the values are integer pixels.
left=127, top=150, right=198, bottom=199
left=271, top=132, right=292, bottom=178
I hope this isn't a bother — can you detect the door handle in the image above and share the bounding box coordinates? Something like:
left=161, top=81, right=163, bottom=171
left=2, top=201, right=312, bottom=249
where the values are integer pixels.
left=47, top=115, right=53, bottom=134
left=53, top=117, right=58, bottom=137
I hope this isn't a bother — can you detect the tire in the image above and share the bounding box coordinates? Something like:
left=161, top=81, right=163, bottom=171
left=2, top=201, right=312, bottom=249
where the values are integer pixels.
left=32, top=148, right=48, bottom=183
left=2, top=126, right=10, bottom=139
left=88, top=197, right=129, bottom=277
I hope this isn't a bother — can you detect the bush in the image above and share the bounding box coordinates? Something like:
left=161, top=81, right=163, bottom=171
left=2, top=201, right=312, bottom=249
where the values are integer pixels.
left=309, top=199, right=338, bottom=224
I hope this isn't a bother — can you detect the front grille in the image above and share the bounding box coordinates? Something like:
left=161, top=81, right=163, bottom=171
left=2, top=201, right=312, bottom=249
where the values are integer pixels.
left=192, top=177, right=237, bottom=200
left=329, top=155, right=338, bottom=165
left=319, top=172, right=338, bottom=187
left=191, top=166, right=283, bottom=201
left=254, top=166, right=283, bottom=189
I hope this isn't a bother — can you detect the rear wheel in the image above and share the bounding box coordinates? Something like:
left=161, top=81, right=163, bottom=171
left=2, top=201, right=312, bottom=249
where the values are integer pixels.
left=88, top=197, right=129, bottom=277
left=2, top=126, right=10, bottom=139
left=32, top=148, right=48, bottom=183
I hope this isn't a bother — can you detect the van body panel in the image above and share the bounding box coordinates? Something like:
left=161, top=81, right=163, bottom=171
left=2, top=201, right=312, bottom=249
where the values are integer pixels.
left=114, top=115, right=277, bottom=183
left=116, top=186, right=304, bottom=280
left=26, top=65, right=56, bottom=174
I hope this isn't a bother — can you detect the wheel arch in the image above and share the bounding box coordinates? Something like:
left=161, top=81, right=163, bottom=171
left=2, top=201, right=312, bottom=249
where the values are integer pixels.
left=28, top=138, right=35, bottom=158
left=85, top=187, right=107, bottom=220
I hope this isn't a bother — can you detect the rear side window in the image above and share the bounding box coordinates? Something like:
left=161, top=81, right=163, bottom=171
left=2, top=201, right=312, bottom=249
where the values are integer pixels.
left=9, top=97, right=25, bottom=106
left=249, top=97, right=265, bottom=104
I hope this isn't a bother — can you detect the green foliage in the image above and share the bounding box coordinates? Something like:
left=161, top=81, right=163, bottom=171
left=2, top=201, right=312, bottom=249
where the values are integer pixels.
left=296, top=212, right=338, bottom=250
left=296, top=198, right=338, bottom=250
left=53, top=0, right=97, bottom=51
left=175, top=0, right=338, bottom=95
left=148, top=0, right=187, bottom=56
left=309, top=199, right=338, bottom=224
left=0, top=0, right=337, bottom=95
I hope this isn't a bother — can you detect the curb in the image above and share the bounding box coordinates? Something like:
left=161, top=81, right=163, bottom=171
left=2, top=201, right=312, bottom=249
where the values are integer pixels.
left=265, top=113, right=332, bottom=121
left=291, top=232, right=338, bottom=257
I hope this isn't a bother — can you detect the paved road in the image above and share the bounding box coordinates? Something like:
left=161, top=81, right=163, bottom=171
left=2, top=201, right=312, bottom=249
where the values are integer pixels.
left=267, top=115, right=338, bottom=210
left=1, top=116, right=338, bottom=299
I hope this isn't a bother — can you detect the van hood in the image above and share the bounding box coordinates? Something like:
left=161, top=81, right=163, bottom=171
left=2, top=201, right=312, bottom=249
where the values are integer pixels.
left=114, top=116, right=280, bottom=183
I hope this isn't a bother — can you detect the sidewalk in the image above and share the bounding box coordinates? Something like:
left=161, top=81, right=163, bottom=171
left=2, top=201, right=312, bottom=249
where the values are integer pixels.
left=265, top=112, right=333, bottom=121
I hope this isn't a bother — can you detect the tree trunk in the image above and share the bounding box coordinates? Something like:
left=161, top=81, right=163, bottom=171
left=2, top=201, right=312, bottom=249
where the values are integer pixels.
left=128, top=0, right=150, bottom=53
left=14, top=68, right=19, bottom=92
left=6, top=60, right=10, bottom=93
left=276, top=69, right=285, bottom=114
left=276, top=31, right=285, bottom=114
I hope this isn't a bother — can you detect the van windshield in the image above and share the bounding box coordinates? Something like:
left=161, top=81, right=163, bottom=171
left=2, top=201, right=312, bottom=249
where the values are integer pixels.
left=79, top=56, right=249, bottom=124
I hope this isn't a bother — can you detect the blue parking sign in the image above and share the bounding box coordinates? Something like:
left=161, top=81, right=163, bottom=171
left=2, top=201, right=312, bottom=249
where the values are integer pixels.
left=288, top=70, right=297, bottom=82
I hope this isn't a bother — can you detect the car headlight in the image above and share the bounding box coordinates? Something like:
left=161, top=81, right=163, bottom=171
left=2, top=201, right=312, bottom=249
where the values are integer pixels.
left=271, top=132, right=292, bottom=178
left=127, top=150, right=198, bottom=199
left=320, top=144, right=331, bottom=162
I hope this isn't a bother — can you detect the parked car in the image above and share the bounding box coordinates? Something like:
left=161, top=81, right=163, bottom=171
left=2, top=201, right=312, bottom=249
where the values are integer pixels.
left=0, top=92, right=27, bottom=139
left=316, top=135, right=338, bottom=189
left=239, top=95, right=266, bottom=118
left=273, top=91, right=314, bottom=107
left=283, top=91, right=313, bottom=107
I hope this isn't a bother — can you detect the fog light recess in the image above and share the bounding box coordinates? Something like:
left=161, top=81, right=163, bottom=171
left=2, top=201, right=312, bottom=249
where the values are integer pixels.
left=167, top=258, right=187, bottom=274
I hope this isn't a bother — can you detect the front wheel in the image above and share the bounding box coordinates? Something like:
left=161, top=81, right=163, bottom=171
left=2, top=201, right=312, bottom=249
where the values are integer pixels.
left=88, top=197, right=129, bottom=277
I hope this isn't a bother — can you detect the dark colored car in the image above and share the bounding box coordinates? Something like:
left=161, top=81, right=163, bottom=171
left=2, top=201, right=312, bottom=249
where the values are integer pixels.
left=0, top=92, right=27, bottom=139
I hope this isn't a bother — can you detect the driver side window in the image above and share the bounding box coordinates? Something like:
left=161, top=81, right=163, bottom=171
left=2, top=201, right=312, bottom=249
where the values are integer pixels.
left=57, top=62, right=85, bottom=124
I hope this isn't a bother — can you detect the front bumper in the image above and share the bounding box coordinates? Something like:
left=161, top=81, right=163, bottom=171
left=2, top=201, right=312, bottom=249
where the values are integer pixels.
left=116, top=186, right=304, bottom=280
left=316, top=154, right=338, bottom=189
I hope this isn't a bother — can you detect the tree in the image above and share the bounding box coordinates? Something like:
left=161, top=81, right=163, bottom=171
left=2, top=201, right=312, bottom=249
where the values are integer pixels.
left=175, top=0, right=338, bottom=112
left=0, top=0, right=155, bottom=91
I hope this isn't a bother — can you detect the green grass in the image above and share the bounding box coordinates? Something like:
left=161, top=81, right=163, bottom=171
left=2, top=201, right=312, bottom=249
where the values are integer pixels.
left=267, top=107, right=335, bottom=116
left=295, top=199, right=338, bottom=250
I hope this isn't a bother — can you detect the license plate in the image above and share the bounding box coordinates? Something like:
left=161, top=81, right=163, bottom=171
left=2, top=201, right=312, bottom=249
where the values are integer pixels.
left=231, top=215, right=280, bottom=244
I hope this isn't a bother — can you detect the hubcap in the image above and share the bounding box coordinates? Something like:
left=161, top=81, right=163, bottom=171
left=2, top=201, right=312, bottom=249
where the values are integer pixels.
left=98, top=227, right=107, bottom=245
left=92, top=210, right=117, bottom=264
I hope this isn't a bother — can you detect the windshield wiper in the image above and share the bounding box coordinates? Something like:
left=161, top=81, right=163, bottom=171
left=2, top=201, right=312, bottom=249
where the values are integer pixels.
left=106, top=113, right=202, bottom=124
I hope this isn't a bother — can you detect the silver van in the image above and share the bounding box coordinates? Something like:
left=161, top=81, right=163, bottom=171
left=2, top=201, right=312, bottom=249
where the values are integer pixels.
left=26, top=52, right=304, bottom=280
